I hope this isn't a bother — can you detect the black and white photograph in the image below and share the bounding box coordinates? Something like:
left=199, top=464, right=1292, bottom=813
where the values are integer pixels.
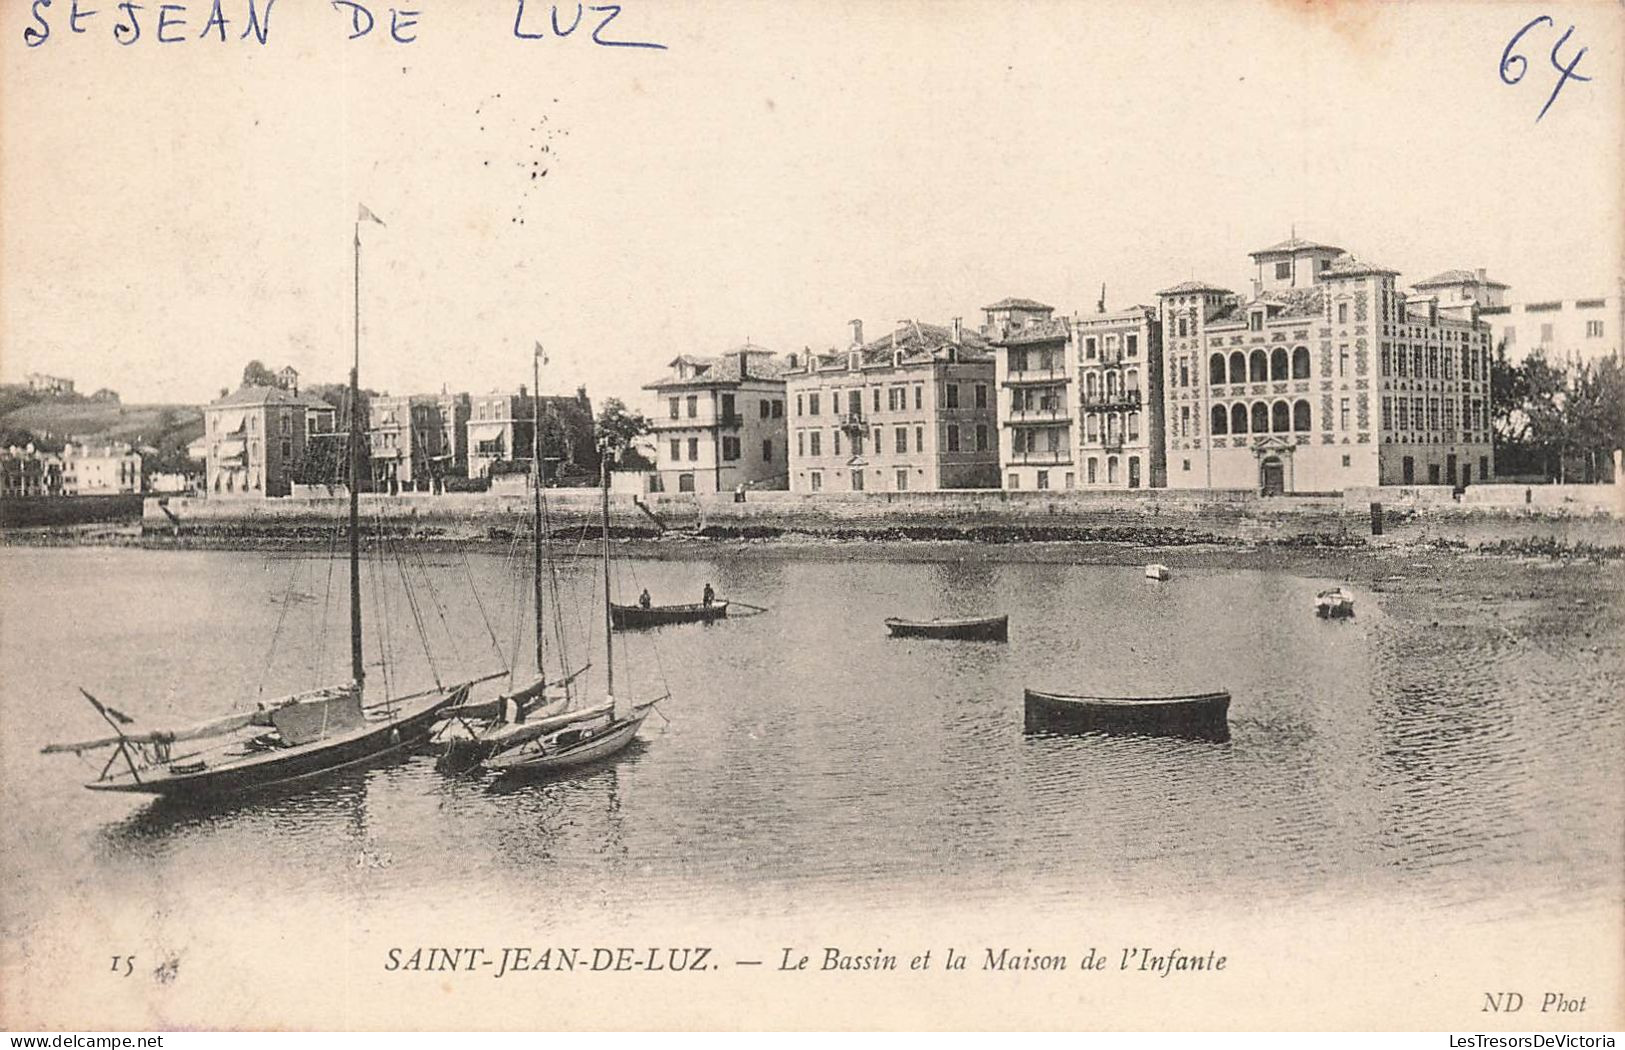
left=1, top=0, right=1621, bottom=1033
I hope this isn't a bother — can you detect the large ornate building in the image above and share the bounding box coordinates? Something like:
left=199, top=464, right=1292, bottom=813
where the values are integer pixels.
left=1160, top=237, right=1495, bottom=493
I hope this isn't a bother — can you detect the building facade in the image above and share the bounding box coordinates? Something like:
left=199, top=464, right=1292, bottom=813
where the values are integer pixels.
left=1160, top=237, right=1495, bottom=494
left=989, top=299, right=1165, bottom=490
left=436, top=391, right=471, bottom=479
left=0, top=445, right=64, bottom=498
left=25, top=373, right=74, bottom=396
left=644, top=347, right=789, bottom=494
left=203, top=384, right=338, bottom=498
left=466, top=392, right=536, bottom=480
left=60, top=441, right=143, bottom=495
left=786, top=320, right=998, bottom=494
left=369, top=395, right=445, bottom=492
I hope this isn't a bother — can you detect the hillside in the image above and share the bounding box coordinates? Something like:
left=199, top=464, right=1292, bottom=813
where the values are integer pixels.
left=0, top=387, right=204, bottom=470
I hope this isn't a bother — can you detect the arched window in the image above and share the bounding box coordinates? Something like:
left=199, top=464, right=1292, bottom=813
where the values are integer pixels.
left=1251, top=401, right=1269, bottom=434
left=1126, top=368, right=1139, bottom=395
left=1272, top=400, right=1290, bottom=432
left=1231, top=403, right=1249, bottom=434
left=1249, top=349, right=1268, bottom=382
left=1270, top=347, right=1288, bottom=381
left=1293, top=400, right=1311, bottom=432
left=1209, top=354, right=1226, bottom=385
left=1229, top=352, right=1246, bottom=385
left=1292, top=346, right=1310, bottom=379
left=1211, top=404, right=1228, bottom=435
left=1106, top=371, right=1119, bottom=397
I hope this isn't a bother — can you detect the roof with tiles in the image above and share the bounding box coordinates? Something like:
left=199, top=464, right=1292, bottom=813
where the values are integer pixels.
left=1158, top=280, right=1233, bottom=296
left=982, top=297, right=1054, bottom=312
left=207, top=385, right=334, bottom=411
left=803, top=322, right=994, bottom=372
left=644, top=345, right=791, bottom=389
left=1249, top=236, right=1345, bottom=258
left=1413, top=268, right=1510, bottom=290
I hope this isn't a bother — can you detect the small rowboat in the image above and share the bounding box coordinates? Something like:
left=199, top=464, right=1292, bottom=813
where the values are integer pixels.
left=1314, top=588, right=1355, bottom=619
left=610, top=601, right=729, bottom=629
left=1023, top=687, right=1230, bottom=740
left=884, top=614, right=1008, bottom=641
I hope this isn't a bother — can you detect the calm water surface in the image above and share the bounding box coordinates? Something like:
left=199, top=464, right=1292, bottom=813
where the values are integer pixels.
left=1, top=544, right=1621, bottom=932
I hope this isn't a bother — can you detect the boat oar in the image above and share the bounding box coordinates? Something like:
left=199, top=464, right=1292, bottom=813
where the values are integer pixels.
left=728, top=600, right=770, bottom=614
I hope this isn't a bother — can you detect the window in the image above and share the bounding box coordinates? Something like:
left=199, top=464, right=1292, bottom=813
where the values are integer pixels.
left=1397, top=398, right=1409, bottom=429
left=773, top=400, right=784, bottom=418
left=1064, top=472, right=1075, bottom=489
left=1231, top=403, right=1248, bottom=434
left=1182, top=459, right=1191, bottom=472
left=762, top=440, right=773, bottom=462
left=1294, top=400, right=1312, bottom=432
left=873, top=428, right=881, bottom=452
left=1338, top=346, right=1348, bottom=377
left=915, top=386, right=923, bottom=410
left=796, top=394, right=804, bottom=416
left=1229, top=352, right=1247, bottom=385
left=678, top=472, right=695, bottom=493
left=1085, top=413, right=1099, bottom=441
left=1248, top=349, right=1267, bottom=382
left=721, top=437, right=741, bottom=461
left=669, top=438, right=681, bottom=461
left=281, top=439, right=291, bottom=459
left=1272, top=401, right=1290, bottom=433
left=1176, top=317, right=1188, bottom=338
left=688, top=437, right=700, bottom=460
left=1540, top=323, right=1554, bottom=344
left=975, top=384, right=988, bottom=409
left=1210, top=354, right=1227, bottom=385
left=895, top=469, right=908, bottom=491
left=833, top=430, right=841, bottom=455
left=1251, top=402, right=1269, bottom=433
left=686, top=395, right=698, bottom=418
left=1249, top=312, right=1263, bottom=333
left=1084, top=338, right=1097, bottom=360
left=1127, top=412, right=1140, bottom=441
left=280, top=413, right=291, bottom=436
left=1010, top=349, right=1027, bottom=372
left=1381, top=346, right=1391, bottom=377
left=1181, top=406, right=1191, bottom=437
left=797, top=431, right=805, bottom=457
left=809, top=393, right=821, bottom=416
left=760, top=400, right=771, bottom=419
left=1107, top=457, right=1119, bottom=483
left=1126, top=334, right=1138, bottom=358
left=946, top=384, right=960, bottom=409
left=1338, top=302, right=1349, bottom=324
left=946, top=425, right=960, bottom=452
left=1180, top=361, right=1190, bottom=387
left=1339, top=398, right=1350, bottom=431
left=810, top=432, right=822, bottom=456
left=810, top=471, right=822, bottom=492
left=1397, top=347, right=1408, bottom=377
left=1270, top=347, right=1288, bottom=381
left=976, top=424, right=988, bottom=451
left=1342, top=454, right=1351, bottom=467
left=1275, top=261, right=1291, bottom=280
left=1292, top=346, right=1311, bottom=379
left=1007, top=473, right=1020, bottom=490
left=1087, top=458, right=1097, bottom=484
left=1587, top=320, right=1605, bottom=338
left=1037, top=470, right=1050, bottom=490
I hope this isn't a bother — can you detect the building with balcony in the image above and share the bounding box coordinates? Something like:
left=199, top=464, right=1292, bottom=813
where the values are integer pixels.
left=60, top=441, right=143, bottom=495
left=1411, top=270, right=1622, bottom=368
left=436, top=391, right=471, bottom=480
left=1, top=444, right=64, bottom=498
left=1160, top=236, right=1495, bottom=494
left=786, top=319, right=998, bottom=494
left=466, top=391, right=536, bottom=480
left=987, top=298, right=1164, bottom=490
left=644, top=346, right=789, bottom=494
left=203, top=383, right=338, bottom=498
left=369, top=394, right=445, bottom=493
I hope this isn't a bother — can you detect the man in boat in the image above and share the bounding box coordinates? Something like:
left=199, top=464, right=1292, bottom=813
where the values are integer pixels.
left=638, top=588, right=652, bottom=609
left=702, top=582, right=714, bottom=607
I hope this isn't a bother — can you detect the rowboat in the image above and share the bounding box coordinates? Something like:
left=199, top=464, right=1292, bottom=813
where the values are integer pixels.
left=1315, top=588, right=1355, bottom=618
left=884, top=614, right=1008, bottom=641
left=1023, top=687, right=1230, bottom=740
left=611, top=601, right=728, bottom=629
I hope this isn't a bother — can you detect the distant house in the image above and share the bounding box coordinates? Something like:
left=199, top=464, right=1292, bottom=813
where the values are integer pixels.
left=645, top=347, right=789, bottom=494
left=0, top=445, right=64, bottom=498
left=90, top=388, right=120, bottom=404
left=203, top=384, right=339, bottom=498
left=25, top=373, right=74, bottom=397
left=61, top=441, right=142, bottom=495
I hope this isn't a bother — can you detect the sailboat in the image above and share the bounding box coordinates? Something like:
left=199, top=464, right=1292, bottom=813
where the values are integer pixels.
left=41, top=208, right=476, bottom=799
left=481, top=440, right=666, bottom=775
left=433, top=347, right=585, bottom=770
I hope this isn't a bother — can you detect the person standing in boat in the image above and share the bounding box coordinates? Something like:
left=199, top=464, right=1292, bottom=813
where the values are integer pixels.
left=638, top=588, right=652, bottom=609
left=702, top=582, right=715, bottom=607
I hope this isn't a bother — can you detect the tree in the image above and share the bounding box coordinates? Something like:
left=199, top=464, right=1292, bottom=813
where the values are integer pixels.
left=595, top=398, right=653, bottom=469
left=242, top=360, right=278, bottom=388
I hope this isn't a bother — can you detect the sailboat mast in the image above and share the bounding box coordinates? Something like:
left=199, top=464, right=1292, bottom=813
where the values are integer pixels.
left=532, top=350, right=545, bottom=678
left=349, top=222, right=365, bottom=687
left=600, top=449, right=614, bottom=698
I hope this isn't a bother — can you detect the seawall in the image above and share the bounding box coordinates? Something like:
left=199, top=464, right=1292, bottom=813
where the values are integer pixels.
left=137, top=484, right=1625, bottom=553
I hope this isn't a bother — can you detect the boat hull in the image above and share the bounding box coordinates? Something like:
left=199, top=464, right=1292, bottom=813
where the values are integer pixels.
left=84, top=687, right=465, bottom=798
left=611, top=602, right=728, bottom=629
left=885, top=615, right=1008, bottom=641
left=1023, top=688, right=1230, bottom=741
left=485, top=708, right=652, bottom=775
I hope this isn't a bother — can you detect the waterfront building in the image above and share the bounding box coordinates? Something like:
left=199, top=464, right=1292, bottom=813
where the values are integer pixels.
left=466, top=391, right=536, bottom=480
left=0, top=444, right=63, bottom=498
left=645, top=346, right=789, bottom=494
left=369, top=394, right=445, bottom=492
left=436, top=391, right=471, bottom=479
left=202, top=383, right=338, bottom=498
left=60, top=441, right=142, bottom=495
left=1413, top=270, right=1622, bottom=367
left=988, top=299, right=1164, bottom=490
left=1160, top=237, right=1496, bottom=493
left=785, top=320, right=998, bottom=494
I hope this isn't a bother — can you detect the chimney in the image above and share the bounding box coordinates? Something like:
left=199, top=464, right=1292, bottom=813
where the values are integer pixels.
left=849, top=319, right=864, bottom=346
left=1476, top=267, right=1487, bottom=282
left=951, top=317, right=963, bottom=344
left=738, top=349, right=749, bottom=381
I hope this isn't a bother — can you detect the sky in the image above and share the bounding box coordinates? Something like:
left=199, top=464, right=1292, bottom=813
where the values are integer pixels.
left=1, top=0, right=1621, bottom=411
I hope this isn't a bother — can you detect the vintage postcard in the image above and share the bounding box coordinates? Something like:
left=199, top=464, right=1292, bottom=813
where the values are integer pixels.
left=1, top=0, right=1621, bottom=1032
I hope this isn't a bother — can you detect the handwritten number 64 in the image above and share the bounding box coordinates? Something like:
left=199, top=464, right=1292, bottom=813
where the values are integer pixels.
left=1501, top=15, right=1592, bottom=122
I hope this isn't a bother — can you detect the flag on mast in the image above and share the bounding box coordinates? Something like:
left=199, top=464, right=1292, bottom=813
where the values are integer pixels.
left=358, top=203, right=386, bottom=226
left=534, top=341, right=548, bottom=365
